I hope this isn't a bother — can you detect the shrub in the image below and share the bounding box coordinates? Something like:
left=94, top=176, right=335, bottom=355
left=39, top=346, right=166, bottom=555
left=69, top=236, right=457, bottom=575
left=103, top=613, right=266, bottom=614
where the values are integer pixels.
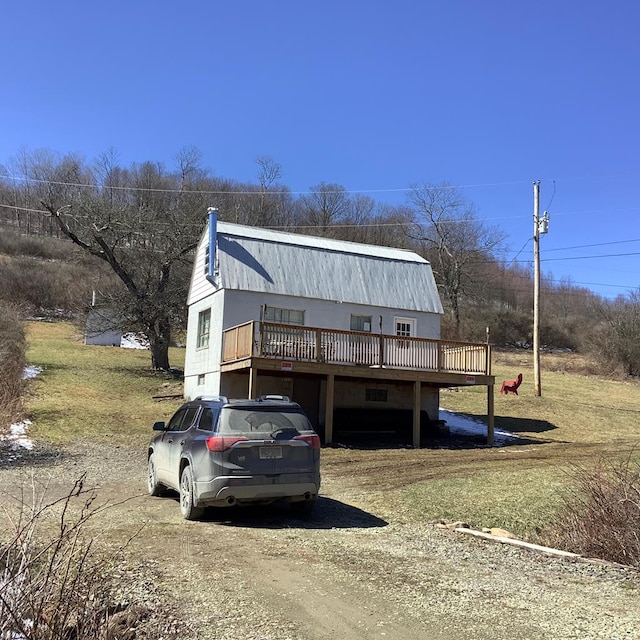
left=0, top=476, right=188, bottom=639
left=542, top=455, right=640, bottom=568
left=0, top=231, right=71, bottom=260
left=0, top=302, right=26, bottom=426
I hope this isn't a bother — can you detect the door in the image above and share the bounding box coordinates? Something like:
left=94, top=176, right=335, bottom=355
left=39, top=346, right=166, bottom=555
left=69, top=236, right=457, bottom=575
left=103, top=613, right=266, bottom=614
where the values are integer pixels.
left=167, top=406, right=200, bottom=487
left=154, top=407, right=189, bottom=484
left=391, top=317, right=417, bottom=367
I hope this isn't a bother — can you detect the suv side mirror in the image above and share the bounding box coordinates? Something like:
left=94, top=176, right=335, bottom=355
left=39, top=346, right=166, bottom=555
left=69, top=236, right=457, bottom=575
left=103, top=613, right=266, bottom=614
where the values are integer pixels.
left=153, top=421, right=166, bottom=431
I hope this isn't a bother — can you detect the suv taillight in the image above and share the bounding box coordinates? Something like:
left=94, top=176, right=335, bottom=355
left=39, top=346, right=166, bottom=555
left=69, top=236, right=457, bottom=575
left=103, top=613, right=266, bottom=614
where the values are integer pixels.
left=293, top=434, right=321, bottom=449
left=206, top=436, right=248, bottom=452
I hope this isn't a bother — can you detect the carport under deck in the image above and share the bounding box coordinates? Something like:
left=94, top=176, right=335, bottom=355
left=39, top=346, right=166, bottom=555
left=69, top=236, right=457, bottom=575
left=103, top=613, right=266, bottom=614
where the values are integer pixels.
left=220, top=321, right=496, bottom=447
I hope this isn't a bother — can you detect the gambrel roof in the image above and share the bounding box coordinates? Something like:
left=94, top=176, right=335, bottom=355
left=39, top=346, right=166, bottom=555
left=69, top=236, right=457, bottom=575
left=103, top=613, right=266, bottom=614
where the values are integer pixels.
left=188, top=221, right=443, bottom=315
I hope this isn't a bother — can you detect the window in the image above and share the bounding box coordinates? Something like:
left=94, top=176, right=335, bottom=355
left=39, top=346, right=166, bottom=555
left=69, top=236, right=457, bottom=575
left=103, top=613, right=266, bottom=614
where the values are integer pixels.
left=264, top=306, right=305, bottom=326
left=168, top=407, right=199, bottom=432
left=365, top=388, right=388, bottom=402
left=350, top=315, right=372, bottom=332
left=204, top=244, right=218, bottom=278
left=197, top=309, right=211, bottom=349
left=197, top=407, right=219, bottom=431
left=197, top=374, right=205, bottom=386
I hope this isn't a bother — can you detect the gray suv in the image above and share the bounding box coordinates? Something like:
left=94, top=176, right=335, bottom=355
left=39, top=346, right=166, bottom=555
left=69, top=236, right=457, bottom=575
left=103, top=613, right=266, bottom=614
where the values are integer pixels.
left=147, top=395, right=321, bottom=520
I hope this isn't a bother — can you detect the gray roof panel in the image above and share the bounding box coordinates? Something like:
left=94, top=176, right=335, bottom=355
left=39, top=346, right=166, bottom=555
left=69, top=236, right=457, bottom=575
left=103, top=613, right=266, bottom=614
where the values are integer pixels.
left=215, top=223, right=443, bottom=314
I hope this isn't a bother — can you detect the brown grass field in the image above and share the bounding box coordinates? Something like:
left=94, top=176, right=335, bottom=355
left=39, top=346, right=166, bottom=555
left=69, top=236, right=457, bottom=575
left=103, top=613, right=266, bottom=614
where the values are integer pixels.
left=19, top=321, right=640, bottom=538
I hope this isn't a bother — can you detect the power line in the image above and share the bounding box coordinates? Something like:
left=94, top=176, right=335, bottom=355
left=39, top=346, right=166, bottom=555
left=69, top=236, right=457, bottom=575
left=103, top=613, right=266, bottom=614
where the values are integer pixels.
left=0, top=172, right=535, bottom=196
left=1, top=201, right=639, bottom=264
left=542, top=251, right=640, bottom=262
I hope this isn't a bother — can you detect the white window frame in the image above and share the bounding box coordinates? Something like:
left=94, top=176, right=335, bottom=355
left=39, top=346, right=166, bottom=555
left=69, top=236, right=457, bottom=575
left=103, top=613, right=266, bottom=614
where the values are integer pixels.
left=263, top=305, right=305, bottom=326
left=350, top=315, right=372, bottom=332
left=197, top=308, right=211, bottom=349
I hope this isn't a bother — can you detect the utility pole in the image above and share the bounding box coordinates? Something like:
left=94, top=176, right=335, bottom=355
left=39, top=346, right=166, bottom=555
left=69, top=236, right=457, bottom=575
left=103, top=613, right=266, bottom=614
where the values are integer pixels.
left=533, top=181, right=542, bottom=397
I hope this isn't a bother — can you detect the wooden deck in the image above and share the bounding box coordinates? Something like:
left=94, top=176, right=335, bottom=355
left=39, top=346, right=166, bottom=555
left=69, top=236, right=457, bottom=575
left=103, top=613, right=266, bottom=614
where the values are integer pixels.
left=222, top=321, right=492, bottom=376
left=220, top=321, right=496, bottom=447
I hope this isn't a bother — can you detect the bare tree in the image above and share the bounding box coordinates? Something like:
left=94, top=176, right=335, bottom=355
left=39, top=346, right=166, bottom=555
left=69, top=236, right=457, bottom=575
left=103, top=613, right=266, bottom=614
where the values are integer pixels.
left=7, top=149, right=213, bottom=370
left=591, top=289, right=640, bottom=376
left=407, top=182, right=505, bottom=336
left=295, top=182, right=351, bottom=235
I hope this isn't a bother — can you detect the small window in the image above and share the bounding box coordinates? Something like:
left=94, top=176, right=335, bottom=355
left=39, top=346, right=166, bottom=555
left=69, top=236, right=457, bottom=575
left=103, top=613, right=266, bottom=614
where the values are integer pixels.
left=350, top=315, right=372, bottom=332
left=197, top=374, right=205, bottom=386
left=204, top=244, right=218, bottom=278
left=197, top=407, right=219, bottom=431
left=264, top=306, right=305, bottom=326
left=365, top=388, right=388, bottom=402
left=166, top=408, right=188, bottom=432
left=167, top=406, right=199, bottom=432
left=197, top=308, right=211, bottom=349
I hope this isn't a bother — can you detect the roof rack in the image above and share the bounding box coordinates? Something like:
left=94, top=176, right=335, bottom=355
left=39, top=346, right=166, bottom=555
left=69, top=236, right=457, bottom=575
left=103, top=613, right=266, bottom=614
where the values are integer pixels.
left=194, top=395, right=229, bottom=403
left=257, top=394, right=290, bottom=402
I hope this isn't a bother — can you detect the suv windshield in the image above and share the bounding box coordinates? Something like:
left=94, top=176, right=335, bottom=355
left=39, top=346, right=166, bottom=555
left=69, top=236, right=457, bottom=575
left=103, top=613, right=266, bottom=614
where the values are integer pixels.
left=218, top=407, right=310, bottom=434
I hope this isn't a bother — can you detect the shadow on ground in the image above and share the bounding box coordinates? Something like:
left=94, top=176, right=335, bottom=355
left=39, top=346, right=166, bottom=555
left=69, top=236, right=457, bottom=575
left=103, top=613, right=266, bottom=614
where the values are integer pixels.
left=166, top=494, right=388, bottom=530
left=327, top=423, right=556, bottom=451
left=493, top=414, right=558, bottom=435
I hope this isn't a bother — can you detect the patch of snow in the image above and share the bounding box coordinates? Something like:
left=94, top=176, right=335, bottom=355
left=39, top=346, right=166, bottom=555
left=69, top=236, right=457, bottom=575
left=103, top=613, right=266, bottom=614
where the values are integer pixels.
left=120, top=332, right=149, bottom=349
left=439, top=408, right=517, bottom=446
left=8, top=421, right=34, bottom=451
left=1, top=366, right=40, bottom=457
left=22, top=365, right=42, bottom=380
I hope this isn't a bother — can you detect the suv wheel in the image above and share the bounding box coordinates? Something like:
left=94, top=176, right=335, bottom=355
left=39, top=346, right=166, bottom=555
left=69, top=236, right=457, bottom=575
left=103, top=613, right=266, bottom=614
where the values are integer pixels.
left=180, top=465, right=204, bottom=520
left=147, top=453, right=165, bottom=497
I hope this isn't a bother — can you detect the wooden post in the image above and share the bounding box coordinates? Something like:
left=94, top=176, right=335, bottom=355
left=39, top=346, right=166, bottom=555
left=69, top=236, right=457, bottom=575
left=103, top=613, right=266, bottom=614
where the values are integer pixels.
left=316, top=328, right=322, bottom=362
left=533, top=180, right=542, bottom=397
left=413, top=380, right=421, bottom=449
left=325, top=374, right=335, bottom=444
left=487, top=383, right=495, bottom=446
left=248, top=367, right=257, bottom=399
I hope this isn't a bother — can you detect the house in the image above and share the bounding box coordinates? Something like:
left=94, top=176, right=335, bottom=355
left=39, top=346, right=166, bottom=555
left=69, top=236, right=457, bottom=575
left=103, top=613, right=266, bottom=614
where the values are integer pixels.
left=184, top=211, right=496, bottom=447
left=84, top=308, right=123, bottom=347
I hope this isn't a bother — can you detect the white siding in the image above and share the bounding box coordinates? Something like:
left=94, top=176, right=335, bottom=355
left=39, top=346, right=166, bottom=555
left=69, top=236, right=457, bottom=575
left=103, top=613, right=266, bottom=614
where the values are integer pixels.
left=187, top=230, right=217, bottom=307
left=222, top=290, right=440, bottom=339
left=183, top=289, right=225, bottom=399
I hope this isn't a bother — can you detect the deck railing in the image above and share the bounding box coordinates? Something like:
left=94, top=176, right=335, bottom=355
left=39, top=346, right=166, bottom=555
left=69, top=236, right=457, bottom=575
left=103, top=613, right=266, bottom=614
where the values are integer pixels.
left=222, top=321, right=491, bottom=375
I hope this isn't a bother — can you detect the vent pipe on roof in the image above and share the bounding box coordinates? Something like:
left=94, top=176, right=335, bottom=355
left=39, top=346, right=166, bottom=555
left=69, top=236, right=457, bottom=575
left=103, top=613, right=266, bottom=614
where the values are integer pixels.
left=207, top=208, right=218, bottom=279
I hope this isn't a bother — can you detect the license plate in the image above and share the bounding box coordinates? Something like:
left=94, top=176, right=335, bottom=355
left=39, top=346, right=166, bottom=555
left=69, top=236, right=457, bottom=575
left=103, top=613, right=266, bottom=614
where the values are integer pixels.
left=259, top=446, right=282, bottom=459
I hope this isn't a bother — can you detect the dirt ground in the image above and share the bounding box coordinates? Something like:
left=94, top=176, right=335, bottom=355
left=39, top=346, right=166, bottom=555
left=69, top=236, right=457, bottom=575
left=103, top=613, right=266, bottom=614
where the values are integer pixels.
left=2, top=441, right=639, bottom=640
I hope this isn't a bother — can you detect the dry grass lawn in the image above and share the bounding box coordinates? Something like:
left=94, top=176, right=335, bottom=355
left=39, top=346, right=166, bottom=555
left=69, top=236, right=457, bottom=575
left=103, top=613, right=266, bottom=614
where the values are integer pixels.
left=20, top=321, right=640, bottom=539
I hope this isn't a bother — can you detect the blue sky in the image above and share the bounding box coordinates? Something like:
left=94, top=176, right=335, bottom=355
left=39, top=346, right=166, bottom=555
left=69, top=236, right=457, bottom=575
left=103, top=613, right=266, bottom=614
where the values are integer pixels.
left=2, top=1, right=638, bottom=299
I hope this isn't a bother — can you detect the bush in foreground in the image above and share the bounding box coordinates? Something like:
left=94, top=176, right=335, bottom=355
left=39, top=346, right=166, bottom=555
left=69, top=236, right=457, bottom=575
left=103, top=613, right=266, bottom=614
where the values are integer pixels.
left=542, top=455, right=640, bottom=568
left=0, top=302, right=26, bottom=427
left=0, top=476, right=189, bottom=640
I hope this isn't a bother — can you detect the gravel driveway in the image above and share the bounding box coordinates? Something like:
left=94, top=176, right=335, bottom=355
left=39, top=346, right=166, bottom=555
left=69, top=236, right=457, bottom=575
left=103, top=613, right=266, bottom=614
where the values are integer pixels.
left=1, top=440, right=638, bottom=640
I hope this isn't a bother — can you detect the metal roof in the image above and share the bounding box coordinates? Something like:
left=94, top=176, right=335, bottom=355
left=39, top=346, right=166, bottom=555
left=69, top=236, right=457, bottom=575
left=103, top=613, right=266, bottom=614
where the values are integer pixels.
left=213, top=222, right=443, bottom=314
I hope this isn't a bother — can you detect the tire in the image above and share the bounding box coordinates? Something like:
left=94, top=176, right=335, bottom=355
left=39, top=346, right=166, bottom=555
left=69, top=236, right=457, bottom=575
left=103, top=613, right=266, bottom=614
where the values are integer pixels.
left=147, top=453, right=166, bottom=497
left=290, top=498, right=316, bottom=517
left=179, top=465, right=205, bottom=520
